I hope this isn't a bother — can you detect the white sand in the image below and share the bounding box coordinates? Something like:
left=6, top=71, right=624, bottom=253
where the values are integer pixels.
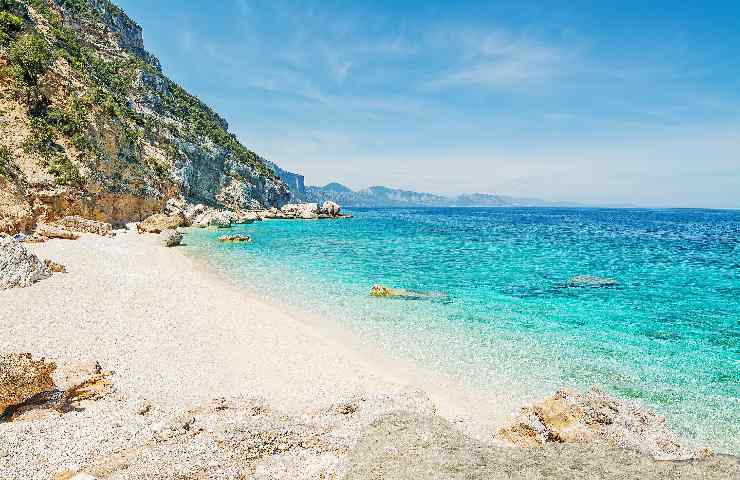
left=0, top=229, right=505, bottom=436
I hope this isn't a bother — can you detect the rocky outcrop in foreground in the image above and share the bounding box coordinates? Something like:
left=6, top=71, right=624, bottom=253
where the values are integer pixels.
left=0, top=354, right=56, bottom=416
left=496, top=387, right=703, bottom=461
left=0, top=238, right=52, bottom=289
left=2, top=354, right=737, bottom=479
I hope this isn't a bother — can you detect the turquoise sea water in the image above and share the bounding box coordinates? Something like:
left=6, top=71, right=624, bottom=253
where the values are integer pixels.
left=183, top=208, right=740, bottom=454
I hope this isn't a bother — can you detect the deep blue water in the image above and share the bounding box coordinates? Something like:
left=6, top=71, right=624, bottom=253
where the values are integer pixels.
left=183, top=208, right=740, bottom=453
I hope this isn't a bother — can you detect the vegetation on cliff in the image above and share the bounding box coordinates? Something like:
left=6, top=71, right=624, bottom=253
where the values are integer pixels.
left=0, top=0, right=289, bottom=233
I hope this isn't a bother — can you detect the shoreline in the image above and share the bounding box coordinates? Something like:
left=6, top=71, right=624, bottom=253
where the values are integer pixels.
left=3, top=225, right=738, bottom=478
left=0, top=228, right=506, bottom=437
left=177, top=228, right=516, bottom=437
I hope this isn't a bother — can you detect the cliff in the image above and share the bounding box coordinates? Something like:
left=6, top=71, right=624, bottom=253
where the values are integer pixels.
left=0, top=0, right=290, bottom=233
left=265, top=158, right=306, bottom=201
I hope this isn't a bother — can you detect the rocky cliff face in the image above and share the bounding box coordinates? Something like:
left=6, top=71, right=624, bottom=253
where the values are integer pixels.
left=0, top=0, right=290, bottom=233
left=265, top=158, right=306, bottom=201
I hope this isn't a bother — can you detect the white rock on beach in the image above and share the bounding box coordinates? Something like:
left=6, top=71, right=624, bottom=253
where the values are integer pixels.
left=160, top=229, right=183, bottom=247
left=193, top=209, right=232, bottom=228
left=0, top=238, right=52, bottom=290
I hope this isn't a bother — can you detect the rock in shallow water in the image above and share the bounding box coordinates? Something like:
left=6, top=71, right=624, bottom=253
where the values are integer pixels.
left=0, top=238, right=52, bottom=289
left=568, top=275, right=619, bottom=287
left=370, top=284, right=449, bottom=300
left=218, top=235, right=251, bottom=243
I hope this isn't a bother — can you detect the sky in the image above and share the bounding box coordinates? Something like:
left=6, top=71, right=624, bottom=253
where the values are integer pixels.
left=115, top=0, right=740, bottom=208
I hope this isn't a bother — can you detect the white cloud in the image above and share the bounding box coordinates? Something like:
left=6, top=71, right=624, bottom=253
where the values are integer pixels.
left=426, top=29, right=572, bottom=90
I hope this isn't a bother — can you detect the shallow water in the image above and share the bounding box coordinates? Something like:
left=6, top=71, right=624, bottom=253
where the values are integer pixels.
left=182, top=208, right=740, bottom=453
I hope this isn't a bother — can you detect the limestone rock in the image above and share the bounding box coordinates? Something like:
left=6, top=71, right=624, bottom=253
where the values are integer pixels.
left=183, top=204, right=208, bottom=224
left=345, top=411, right=737, bottom=480
left=137, top=214, right=185, bottom=234
left=321, top=201, right=341, bottom=216
left=281, top=203, right=319, bottom=219
left=234, top=211, right=259, bottom=224
left=0, top=238, right=52, bottom=289
left=0, top=353, right=56, bottom=416
left=52, top=216, right=113, bottom=237
left=568, top=275, right=619, bottom=287
left=496, top=387, right=698, bottom=460
left=35, top=225, right=80, bottom=240
left=160, top=229, right=182, bottom=247
left=193, top=209, right=232, bottom=228
left=219, top=235, right=251, bottom=243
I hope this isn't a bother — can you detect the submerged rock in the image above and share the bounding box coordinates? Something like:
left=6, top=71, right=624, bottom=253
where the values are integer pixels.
left=370, top=285, right=449, bottom=300
left=496, top=387, right=700, bottom=460
left=160, top=229, right=182, bottom=247
left=0, top=353, right=56, bottom=416
left=0, top=238, right=52, bottom=289
left=137, top=214, right=186, bottom=234
left=218, top=235, right=251, bottom=243
left=568, top=275, right=619, bottom=287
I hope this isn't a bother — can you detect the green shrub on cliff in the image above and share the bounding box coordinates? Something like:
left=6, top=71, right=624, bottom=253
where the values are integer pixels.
left=0, top=145, right=11, bottom=178
left=8, top=33, right=53, bottom=112
left=9, top=33, right=52, bottom=85
left=0, top=11, right=23, bottom=45
left=45, top=152, right=82, bottom=186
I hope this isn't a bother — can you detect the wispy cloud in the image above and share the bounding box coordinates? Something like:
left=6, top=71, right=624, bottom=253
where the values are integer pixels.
left=426, top=29, right=572, bottom=90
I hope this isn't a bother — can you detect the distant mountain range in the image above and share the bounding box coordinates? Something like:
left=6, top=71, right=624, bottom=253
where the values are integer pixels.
left=265, top=165, right=631, bottom=208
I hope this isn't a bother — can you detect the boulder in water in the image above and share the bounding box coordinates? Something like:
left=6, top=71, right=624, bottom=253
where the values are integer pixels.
left=568, top=275, right=619, bottom=287
left=0, top=238, right=52, bottom=289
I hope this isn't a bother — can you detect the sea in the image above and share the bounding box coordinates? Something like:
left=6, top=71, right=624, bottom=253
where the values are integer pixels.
left=182, top=207, right=740, bottom=454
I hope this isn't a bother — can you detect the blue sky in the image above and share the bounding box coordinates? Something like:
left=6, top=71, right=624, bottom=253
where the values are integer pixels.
left=116, top=0, right=740, bottom=207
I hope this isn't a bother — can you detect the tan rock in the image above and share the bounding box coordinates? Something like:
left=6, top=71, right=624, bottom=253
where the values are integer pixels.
left=44, top=259, right=67, bottom=273
left=218, top=235, right=251, bottom=243
left=35, top=225, right=80, bottom=240
left=496, top=387, right=699, bottom=460
left=52, top=216, right=113, bottom=237
left=0, top=353, right=56, bottom=416
left=137, top=213, right=186, bottom=234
